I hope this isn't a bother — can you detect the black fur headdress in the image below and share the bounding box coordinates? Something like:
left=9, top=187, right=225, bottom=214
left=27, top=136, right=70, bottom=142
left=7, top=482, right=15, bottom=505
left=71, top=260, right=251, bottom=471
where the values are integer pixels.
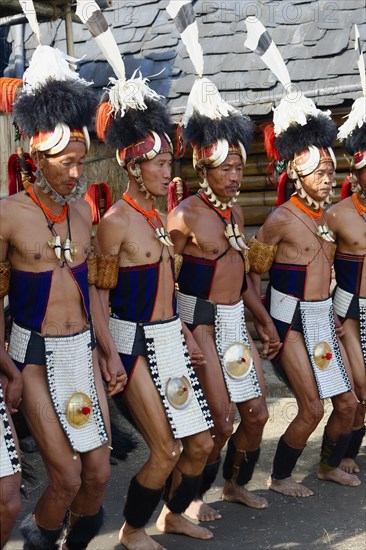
left=13, top=78, right=97, bottom=138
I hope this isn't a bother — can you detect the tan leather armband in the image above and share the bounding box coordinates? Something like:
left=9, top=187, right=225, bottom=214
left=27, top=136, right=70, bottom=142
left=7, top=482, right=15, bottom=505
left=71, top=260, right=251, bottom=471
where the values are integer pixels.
left=87, top=253, right=98, bottom=285
left=0, top=260, right=11, bottom=299
left=248, top=236, right=278, bottom=274
left=96, top=254, right=119, bottom=289
left=174, top=253, right=183, bottom=280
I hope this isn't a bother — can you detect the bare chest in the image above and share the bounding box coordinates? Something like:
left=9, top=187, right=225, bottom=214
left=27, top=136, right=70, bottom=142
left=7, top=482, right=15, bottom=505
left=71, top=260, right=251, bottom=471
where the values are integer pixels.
left=8, top=212, right=90, bottom=270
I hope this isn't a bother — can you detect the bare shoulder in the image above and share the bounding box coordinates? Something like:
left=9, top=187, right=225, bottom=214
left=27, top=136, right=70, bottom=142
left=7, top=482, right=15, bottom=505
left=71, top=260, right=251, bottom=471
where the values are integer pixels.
left=0, top=192, right=27, bottom=232
left=256, top=203, right=290, bottom=244
left=94, top=199, right=127, bottom=255
left=168, top=195, right=200, bottom=230
left=75, top=197, right=92, bottom=224
left=326, top=197, right=352, bottom=218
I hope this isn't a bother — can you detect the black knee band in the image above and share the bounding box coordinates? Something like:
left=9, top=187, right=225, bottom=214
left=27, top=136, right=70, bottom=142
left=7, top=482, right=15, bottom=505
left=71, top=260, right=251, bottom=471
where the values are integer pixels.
left=344, top=425, right=365, bottom=459
left=123, top=476, right=164, bottom=528
left=272, top=436, right=304, bottom=480
left=222, top=437, right=260, bottom=486
left=320, top=431, right=353, bottom=470
left=165, top=472, right=202, bottom=514
left=197, top=458, right=221, bottom=498
left=20, top=514, right=62, bottom=550
left=64, top=507, right=104, bottom=550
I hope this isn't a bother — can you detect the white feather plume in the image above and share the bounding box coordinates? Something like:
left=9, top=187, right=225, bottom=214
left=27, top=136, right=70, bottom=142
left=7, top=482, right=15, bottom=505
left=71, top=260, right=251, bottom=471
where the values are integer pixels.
left=19, top=0, right=41, bottom=44
left=244, top=17, right=291, bottom=89
left=166, top=0, right=204, bottom=77
left=273, top=91, right=331, bottom=136
left=354, top=25, right=366, bottom=97
left=182, top=77, right=239, bottom=127
left=22, top=45, right=91, bottom=92
left=76, top=0, right=125, bottom=80
left=108, top=69, right=163, bottom=118
left=337, top=96, right=366, bottom=140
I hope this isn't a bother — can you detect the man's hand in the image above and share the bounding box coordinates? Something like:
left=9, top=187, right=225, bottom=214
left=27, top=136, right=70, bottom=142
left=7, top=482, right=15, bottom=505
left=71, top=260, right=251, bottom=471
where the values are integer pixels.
left=334, top=312, right=345, bottom=339
left=1, top=371, right=22, bottom=414
left=185, top=334, right=207, bottom=369
left=97, top=347, right=127, bottom=396
left=254, top=317, right=282, bottom=360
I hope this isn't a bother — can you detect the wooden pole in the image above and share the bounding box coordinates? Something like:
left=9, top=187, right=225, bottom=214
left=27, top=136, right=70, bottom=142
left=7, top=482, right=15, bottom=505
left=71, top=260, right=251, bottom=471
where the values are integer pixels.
left=64, top=2, right=74, bottom=58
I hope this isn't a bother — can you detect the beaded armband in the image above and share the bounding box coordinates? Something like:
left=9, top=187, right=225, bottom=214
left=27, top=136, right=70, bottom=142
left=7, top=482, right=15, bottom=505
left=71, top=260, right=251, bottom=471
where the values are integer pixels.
left=0, top=260, right=11, bottom=299
left=248, top=237, right=278, bottom=274
left=87, top=253, right=98, bottom=285
left=96, top=255, right=119, bottom=289
left=174, top=253, right=183, bottom=280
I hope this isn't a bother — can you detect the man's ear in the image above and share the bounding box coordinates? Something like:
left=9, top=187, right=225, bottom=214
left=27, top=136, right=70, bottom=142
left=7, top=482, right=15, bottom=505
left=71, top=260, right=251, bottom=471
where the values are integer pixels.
left=127, top=161, right=140, bottom=179
left=31, top=150, right=46, bottom=169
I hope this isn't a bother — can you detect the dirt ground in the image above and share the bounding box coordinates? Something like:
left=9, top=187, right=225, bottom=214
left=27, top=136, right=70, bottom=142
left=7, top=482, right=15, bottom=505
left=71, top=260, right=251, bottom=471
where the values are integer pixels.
left=6, top=391, right=365, bottom=550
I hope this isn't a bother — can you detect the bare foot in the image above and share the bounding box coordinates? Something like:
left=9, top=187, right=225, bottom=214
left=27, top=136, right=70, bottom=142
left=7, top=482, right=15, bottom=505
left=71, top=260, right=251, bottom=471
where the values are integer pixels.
left=222, top=480, right=268, bottom=508
left=156, top=505, right=213, bottom=540
left=185, top=499, right=222, bottom=521
left=268, top=476, right=314, bottom=497
left=340, top=457, right=360, bottom=474
left=119, top=523, right=167, bottom=550
left=317, top=467, right=361, bottom=486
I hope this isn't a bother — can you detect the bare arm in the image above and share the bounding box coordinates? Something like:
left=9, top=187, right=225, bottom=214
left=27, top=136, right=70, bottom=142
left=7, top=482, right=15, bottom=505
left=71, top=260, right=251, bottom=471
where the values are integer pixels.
left=167, top=204, right=192, bottom=254
left=92, top=210, right=128, bottom=395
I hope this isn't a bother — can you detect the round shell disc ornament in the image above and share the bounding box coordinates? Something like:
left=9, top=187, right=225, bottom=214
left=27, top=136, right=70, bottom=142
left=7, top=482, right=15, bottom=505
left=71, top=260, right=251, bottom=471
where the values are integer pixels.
left=166, top=376, right=192, bottom=410
left=66, top=392, right=93, bottom=428
left=313, top=342, right=333, bottom=370
left=224, top=343, right=252, bottom=379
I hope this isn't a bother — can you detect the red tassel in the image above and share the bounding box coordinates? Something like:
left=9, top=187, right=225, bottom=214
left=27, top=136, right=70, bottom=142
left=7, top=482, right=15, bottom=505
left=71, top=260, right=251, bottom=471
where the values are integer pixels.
left=0, top=77, right=22, bottom=112
left=263, top=124, right=281, bottom=161
left=96, top=102, right=113, bottom=142
left=8, top=151, right=36, bottom=195
left=84, top=183, right=112, bottom=224
left=167, top=177, right=190, bottom=213
left=275, top=172, right=288, bottom=207
left=340, top=176, right=353, bottom=200
left=175, top=120, right=186, bottom=158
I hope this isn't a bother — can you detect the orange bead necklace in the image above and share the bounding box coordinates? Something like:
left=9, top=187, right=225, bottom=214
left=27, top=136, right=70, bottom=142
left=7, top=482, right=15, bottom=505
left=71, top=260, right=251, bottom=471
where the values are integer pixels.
left=352, top=192, right=366, bottom=216
left=27, top=185, right=68, bottom=223
left=290, top=195, right=323, bottom=220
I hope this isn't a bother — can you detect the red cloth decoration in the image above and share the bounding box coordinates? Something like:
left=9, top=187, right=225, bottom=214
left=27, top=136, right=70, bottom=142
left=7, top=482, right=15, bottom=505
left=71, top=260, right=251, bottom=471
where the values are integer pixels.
left=275, top=172, right=289, bottom=207
left=96, top=102, right=113, bottom=142
left=340, top=176, right=353, bottom=200
left=8, top=151, right=36, bottom=195
left=263, top=124, right=282, bottom=161
left=84, top=183, right=112, bottom=225
left=168, top=177, right=190, bottom=212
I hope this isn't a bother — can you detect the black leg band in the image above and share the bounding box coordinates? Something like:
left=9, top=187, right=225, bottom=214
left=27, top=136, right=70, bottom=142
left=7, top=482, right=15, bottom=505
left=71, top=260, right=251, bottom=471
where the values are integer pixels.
left=197, top=458, right=221, bottom=498
left=63, top=507, right=104, bottom=550
left=344, top=425, right=365, bottom=459
left=271, top=436, right=304, bottom=480
left=123, top=476, right=164, bottom=528
left=320, top=431, right=353, bottom=470
left=165, top=471, right=202, bottom=514
left=20, top=514, right=63, bottom=550
left=222, top=436, right=260, bottom=486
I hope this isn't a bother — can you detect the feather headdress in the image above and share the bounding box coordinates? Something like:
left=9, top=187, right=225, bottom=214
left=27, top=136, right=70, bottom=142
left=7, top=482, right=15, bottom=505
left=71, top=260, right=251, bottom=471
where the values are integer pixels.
left=244, top=17, right=337, bottom=210
left=76, top=0, right=172, bottom=167
left=244, top=17, right=337, bottom=165
left=338, top=25, right=366, bottom=170
left=10, top=0, right=96, bottom=153
left=166, top=0, right=253, bottom=169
